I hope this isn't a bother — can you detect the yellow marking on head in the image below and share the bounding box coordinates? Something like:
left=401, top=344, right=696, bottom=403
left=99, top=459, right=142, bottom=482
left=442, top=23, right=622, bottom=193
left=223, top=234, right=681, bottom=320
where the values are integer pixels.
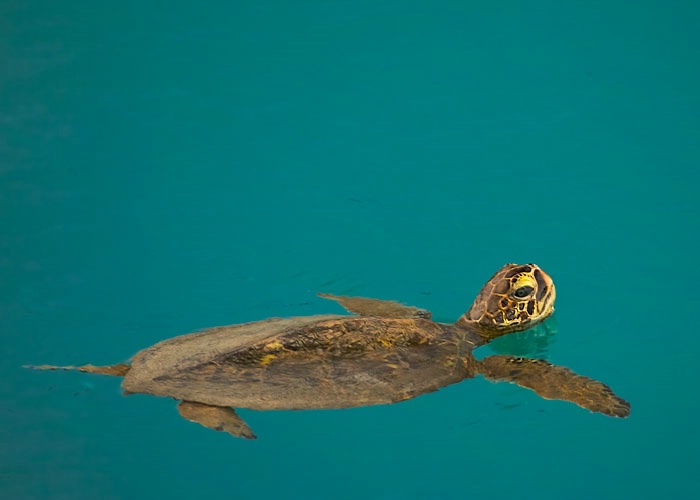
left=264, top=341, right=284, bottom=351
left=260, top=354, right=277, bottom=365
left=511, top=273, right=537, bottom=291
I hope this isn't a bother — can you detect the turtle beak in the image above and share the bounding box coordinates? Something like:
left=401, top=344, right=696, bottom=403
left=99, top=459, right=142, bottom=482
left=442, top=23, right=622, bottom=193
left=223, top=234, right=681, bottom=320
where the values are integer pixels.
left=533, top=266, right=556, bottom=319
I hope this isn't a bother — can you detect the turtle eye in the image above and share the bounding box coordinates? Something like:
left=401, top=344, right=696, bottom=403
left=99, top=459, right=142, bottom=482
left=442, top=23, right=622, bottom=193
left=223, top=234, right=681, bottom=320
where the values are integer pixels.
left=513, top=285, right=534, bottom=298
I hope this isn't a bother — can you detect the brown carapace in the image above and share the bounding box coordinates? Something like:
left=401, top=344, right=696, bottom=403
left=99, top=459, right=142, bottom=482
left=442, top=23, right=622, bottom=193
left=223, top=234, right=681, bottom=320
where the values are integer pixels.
left=26, top=263, right=629, bottom=439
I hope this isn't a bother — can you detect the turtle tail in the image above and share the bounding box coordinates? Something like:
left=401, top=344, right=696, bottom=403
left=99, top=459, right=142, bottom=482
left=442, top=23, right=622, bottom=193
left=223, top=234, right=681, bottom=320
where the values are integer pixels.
left=24, top=363, right=130, bottom=377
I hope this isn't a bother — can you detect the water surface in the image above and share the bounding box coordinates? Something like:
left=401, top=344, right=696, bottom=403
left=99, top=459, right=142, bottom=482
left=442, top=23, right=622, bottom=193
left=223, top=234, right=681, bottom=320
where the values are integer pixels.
left=2, top=1, right=699, bottom=498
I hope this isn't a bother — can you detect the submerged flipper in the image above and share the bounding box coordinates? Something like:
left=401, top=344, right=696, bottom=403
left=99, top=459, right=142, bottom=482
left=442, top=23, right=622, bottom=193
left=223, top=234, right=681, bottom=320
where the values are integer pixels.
left=477, top=356, right=630, bottom=417
left=24, top=363, right=130, bottom=377
left=318, top=293, right=432, bottom=319
left=177, top=401, right=256, bottom=440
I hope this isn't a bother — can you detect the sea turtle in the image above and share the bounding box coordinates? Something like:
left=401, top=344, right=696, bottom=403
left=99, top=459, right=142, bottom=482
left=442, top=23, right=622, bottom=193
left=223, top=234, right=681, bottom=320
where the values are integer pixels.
left=27, top=263, right=630, bottom=439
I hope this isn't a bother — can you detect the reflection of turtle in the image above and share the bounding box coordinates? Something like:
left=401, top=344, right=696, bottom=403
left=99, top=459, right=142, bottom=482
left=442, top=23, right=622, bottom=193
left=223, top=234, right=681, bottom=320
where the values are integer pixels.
left=27, top=263, right=629, bottom=439
left=487, top=316, right=559, bottom=359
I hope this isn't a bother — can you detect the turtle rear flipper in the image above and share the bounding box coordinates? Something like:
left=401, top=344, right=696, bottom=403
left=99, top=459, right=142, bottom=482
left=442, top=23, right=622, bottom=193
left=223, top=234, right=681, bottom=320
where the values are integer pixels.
left=24, top=363, right=130, bottom=377
left=477, top=355, right=630, bottom=418
left=177, top=401, right=256, bottom=439
left=318, top=293, right=432, bottom=319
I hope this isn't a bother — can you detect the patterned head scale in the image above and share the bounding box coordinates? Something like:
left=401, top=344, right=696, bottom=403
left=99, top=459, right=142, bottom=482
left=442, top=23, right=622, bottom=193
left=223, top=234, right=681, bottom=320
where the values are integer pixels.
left=457, top=263, right=556, bottom=337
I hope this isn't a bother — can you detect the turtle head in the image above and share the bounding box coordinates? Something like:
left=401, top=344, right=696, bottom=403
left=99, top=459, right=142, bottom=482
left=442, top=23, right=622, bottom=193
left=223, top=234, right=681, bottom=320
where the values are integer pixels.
left=456, top=263, right=556, bottom=338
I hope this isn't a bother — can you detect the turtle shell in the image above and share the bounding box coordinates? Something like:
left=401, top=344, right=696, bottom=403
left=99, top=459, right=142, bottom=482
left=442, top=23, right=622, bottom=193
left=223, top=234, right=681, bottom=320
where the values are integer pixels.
left=122, top=314, right=478, bottom=410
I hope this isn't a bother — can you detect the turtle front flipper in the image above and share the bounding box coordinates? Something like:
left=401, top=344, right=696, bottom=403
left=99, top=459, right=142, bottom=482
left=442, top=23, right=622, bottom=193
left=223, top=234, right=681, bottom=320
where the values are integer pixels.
left=177, top=401, right=256, bottom=439
left=318, top=293, right=432, bottom=319
left=477, top=356, right=630, bottom=418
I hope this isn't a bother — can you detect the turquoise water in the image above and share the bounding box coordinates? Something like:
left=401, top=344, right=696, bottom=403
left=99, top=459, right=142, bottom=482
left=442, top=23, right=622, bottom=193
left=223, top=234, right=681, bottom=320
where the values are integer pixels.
left=2, top=1, right=699, bottom=498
